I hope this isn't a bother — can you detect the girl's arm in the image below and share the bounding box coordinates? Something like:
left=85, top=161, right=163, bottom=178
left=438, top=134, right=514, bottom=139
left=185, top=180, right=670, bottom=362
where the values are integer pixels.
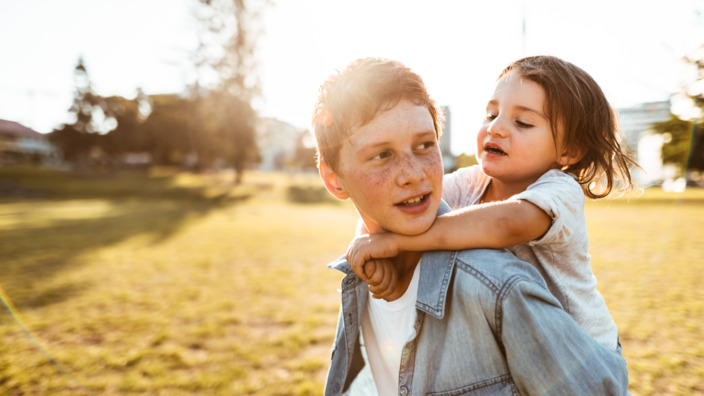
left=347, top=199, right=551, bottom=270
left=405, top=199, right=551, bottom=250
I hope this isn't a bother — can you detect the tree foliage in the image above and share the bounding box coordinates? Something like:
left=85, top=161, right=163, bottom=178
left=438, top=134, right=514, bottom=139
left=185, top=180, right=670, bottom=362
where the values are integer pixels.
left=652, top=115, right=704, bottom=172
left=49, top=57, right=110, bottom=164
left=50, top=2, right=267, bottom=177
left=652, top=44, right=704, bottom=174
left=455, top=153, right=478, bottom=170
left=289, top=130, right=318, bottom=171
left=192, top=0, right=269, bottom=182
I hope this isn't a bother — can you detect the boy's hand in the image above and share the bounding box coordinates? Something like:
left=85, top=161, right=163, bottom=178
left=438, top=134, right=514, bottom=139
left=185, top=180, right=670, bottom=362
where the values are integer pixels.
left=364, top=259, right=399, bottom=301
left=346, top=233, right=401, bottom=280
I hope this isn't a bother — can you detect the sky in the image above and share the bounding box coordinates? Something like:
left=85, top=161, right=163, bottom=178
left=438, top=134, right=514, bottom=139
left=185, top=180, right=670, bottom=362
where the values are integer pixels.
left=1, top=0, right=703, bottom=155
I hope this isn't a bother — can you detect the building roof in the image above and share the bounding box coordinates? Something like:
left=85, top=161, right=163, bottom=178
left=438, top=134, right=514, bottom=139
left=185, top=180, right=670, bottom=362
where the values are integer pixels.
left=0, top=119, right=45, bottom=139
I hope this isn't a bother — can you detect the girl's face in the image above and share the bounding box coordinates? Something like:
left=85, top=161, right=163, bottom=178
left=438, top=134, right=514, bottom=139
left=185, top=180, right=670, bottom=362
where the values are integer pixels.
left=476, top=71, right=573, bottom=191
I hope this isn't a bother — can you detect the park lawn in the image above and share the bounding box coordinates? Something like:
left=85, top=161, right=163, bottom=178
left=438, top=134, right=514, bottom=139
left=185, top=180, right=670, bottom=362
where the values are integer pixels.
left=0, top=168, right=354, bottom=395
left=585, top=189, right=704, bottom=395
left=0, top=167, right=703, bottom=395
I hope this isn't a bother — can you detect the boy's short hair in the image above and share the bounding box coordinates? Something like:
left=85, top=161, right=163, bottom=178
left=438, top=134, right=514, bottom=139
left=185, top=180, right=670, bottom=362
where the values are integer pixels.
left=312, top=57, right=443, bottom=172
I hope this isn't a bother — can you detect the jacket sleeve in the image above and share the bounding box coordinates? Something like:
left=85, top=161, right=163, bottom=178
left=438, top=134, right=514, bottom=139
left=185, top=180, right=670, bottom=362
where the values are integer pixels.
left=498, top=278, right=629, bottom=395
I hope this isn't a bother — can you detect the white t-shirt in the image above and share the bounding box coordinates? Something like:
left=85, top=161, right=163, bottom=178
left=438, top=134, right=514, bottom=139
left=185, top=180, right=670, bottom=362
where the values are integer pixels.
left=361, top=261, right=421, bottom=395
left=443, top=165, right=618, bottom=350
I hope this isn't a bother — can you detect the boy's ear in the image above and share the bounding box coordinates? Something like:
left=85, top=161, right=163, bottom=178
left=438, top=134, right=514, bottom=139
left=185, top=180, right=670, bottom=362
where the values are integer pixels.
left=558, top=144, right=586, bottom=167
left=319, top=160, right=349, bottom=200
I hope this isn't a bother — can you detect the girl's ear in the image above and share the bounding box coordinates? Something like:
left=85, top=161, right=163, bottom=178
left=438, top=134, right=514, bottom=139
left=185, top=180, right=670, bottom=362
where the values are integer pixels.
left=319, top=160, right=349, bottom=200
left=558, top=144, right=586, bottom=167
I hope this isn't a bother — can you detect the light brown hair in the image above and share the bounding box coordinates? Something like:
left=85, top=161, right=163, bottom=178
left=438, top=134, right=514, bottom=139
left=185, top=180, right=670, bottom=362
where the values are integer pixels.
left=500, top=56, right=638, bottom=198
left=312, top=57, right=443, bottom=172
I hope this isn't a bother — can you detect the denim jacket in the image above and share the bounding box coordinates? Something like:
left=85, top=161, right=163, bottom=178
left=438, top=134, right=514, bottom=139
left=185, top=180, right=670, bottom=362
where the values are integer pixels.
left=324, top=210, right=629, bottom=395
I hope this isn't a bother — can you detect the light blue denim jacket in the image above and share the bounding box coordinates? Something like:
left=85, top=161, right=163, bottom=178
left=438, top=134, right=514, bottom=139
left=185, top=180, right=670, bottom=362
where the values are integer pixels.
left=324, top=205, right=629, bottom=395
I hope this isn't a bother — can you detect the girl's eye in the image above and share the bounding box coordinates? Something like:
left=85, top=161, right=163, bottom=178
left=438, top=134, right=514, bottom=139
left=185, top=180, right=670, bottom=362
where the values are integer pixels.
left=516, top=120, right=534, bottom=128
left=486, top=113, right=497, bottom=120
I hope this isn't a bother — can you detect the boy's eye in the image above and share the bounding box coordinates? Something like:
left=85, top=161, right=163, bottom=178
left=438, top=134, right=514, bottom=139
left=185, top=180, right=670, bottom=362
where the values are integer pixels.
left=372, top=151, right=391, bottom=160
left=416, top=141, right=435, bottom=150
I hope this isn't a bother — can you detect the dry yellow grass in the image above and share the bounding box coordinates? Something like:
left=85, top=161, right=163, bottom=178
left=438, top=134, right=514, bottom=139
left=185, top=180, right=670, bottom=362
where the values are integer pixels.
left=0, top=167, right=702, bottom=395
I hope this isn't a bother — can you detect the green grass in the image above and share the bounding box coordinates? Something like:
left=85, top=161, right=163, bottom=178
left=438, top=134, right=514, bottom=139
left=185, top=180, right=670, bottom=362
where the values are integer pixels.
left=0, top=166, right=702, bottom=395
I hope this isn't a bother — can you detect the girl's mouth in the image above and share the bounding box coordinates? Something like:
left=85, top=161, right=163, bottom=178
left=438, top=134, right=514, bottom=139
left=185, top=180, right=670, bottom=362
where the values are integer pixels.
left=484, top=143, right=507, bottom=155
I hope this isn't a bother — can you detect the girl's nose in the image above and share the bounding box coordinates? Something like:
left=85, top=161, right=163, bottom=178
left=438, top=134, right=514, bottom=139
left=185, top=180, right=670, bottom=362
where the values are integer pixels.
left=487, top=116, right=508, bottom=137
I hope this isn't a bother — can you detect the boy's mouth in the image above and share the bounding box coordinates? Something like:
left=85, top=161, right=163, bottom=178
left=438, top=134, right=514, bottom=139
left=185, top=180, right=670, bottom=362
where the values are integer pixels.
left=396, top=194, right=428, bottom=206
left=484, top=143, right=507, bottom=155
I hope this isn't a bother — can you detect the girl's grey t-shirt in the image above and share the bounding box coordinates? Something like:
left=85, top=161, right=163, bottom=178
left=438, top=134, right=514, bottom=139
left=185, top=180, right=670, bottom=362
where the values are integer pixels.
left=443, top=165, right=618, bottom=350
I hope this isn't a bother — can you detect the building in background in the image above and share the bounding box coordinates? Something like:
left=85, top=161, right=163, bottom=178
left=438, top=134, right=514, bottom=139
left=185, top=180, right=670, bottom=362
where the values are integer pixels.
left=0, top=119, right=59, bottom=165
left=616, top=101, right=671, bottom=185
left=257, top=106, right=459, bottom=174
left=440, top=105, right=456, bottom=172
left=256, top=117, right=302, bottom=171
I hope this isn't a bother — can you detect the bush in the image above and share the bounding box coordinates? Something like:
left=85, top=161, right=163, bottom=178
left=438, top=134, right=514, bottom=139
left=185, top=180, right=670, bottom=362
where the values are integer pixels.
left=286, top=185, right=333, bottom=204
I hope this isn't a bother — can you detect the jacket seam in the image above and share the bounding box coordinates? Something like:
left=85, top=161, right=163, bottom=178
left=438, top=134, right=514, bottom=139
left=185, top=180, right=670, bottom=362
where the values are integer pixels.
left=494, top=275, right=535, bottom=355
left=426, top=374, right=516, bottom=396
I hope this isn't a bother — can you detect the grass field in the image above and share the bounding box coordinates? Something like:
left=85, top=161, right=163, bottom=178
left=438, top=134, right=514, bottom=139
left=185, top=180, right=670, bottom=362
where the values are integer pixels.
left=0, top=166, right=702, bottom=395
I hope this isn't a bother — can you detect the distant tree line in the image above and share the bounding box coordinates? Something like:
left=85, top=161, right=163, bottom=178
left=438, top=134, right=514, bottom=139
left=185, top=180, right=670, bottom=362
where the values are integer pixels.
left=49, top=0, right=271, bottom=184
left=50, top=58, right=260, bottom=177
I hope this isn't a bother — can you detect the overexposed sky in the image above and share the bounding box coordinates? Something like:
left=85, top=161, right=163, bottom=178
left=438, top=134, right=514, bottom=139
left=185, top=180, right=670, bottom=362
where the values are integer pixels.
left=1, top=0, right=703, bottom=154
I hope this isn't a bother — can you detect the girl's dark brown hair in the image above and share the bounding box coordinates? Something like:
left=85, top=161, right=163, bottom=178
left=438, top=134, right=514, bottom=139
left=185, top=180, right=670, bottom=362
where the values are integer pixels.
left=499, top=56, right=638, bottom=198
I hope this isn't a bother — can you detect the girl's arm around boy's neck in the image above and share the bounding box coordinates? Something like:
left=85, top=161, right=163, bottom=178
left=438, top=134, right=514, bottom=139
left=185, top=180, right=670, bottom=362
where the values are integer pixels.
left=395, top=199, right=552, bottom=253
left=345, top=199, right=552, bottom=279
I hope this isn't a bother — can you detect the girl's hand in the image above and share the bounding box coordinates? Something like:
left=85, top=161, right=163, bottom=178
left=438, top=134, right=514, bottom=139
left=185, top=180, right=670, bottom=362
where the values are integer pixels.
left=364, top=259, right=399, bottom=300
left=346, top=233, right=401, bottom=280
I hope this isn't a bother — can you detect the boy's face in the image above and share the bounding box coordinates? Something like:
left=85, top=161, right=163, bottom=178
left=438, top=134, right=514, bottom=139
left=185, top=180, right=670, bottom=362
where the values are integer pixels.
left=320, top=100, right=443, bottom=235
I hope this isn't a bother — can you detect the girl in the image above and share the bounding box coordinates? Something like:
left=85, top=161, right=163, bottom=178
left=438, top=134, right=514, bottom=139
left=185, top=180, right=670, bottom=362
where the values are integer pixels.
left=347, top=55, right=638, bottom=350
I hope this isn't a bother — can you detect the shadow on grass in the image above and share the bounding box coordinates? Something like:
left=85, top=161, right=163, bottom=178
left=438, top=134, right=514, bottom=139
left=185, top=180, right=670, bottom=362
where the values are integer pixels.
left=0, top=167, right=254, bottom=310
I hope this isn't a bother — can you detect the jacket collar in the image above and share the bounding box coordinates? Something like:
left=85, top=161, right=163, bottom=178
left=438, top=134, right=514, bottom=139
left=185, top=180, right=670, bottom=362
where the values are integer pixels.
left=415, top=201, right=454, bottom=319
left=328, top=200, right=455, bottom=319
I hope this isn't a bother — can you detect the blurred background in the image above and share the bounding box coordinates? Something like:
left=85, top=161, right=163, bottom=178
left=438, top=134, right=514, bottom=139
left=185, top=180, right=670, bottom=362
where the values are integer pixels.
left=0, top=0, right=703, bottom=183
left=1, top=0, right=703, bottom=395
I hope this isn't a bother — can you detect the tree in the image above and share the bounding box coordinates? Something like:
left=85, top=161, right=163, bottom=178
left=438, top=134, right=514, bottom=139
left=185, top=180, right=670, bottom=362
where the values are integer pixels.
left=192, top=0, right=268, bottom=182
left=139, top=94, right=197, bottom=165
left=289, top=129, right=318, bottom=171
left=198, top=91, right=260, bottom=180
left=455, top=153, right=478, bottom=170
left=101, top=94, right=146, bottom=157
left=49, top=57, right=110, bottom=165
left=653, top=44, right=704, bottom=175
left=652, top=114, right=703, bottom=173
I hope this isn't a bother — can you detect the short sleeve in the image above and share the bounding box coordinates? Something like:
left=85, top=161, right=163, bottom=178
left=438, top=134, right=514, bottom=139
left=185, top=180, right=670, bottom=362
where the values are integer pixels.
left=511, top=170, right=585, bottom=246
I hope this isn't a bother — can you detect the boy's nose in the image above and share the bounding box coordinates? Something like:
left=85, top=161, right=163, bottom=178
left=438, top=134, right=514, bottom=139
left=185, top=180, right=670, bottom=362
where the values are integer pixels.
left=396, top=153, right=425, bottom=186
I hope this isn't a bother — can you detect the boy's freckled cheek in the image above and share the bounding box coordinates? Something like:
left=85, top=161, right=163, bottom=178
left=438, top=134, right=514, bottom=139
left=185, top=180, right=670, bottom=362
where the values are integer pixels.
left=350, top=169, right=388, bottom=192
left=366, top=173, right=388, bottom=190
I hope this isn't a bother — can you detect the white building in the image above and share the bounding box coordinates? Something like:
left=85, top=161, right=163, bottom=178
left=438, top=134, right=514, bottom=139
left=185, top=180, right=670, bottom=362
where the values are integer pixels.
left=256, top=117, right=302, bottom=171
left=440, top=105, right=456, bottom=172
left=616, top=101, right=671, bottom=185
left=0, top=119, right=59, bottom=164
